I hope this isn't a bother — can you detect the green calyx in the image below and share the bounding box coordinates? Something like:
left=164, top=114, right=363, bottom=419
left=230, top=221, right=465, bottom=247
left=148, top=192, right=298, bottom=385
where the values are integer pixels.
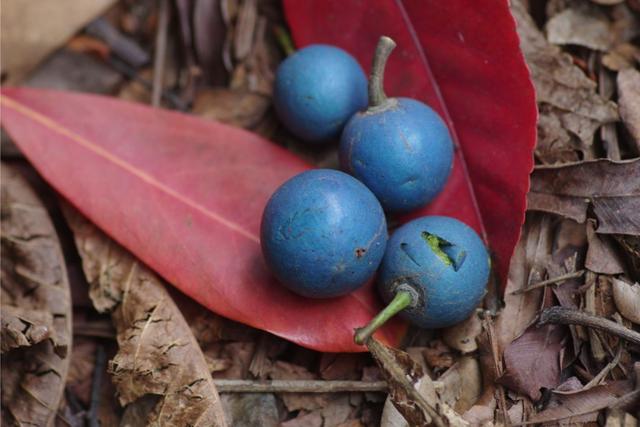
left=421, top=232, right=453, bottom=266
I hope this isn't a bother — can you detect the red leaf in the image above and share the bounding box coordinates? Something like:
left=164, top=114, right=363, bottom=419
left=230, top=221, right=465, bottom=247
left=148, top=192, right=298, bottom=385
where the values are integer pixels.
left=284, top=0, right=537, bottom=288
left=0, top=88, right=406, bottom=352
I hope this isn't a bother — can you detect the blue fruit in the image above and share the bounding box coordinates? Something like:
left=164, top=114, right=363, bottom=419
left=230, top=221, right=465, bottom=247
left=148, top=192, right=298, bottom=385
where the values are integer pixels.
left=274, top=45, right=368, bottom=143
left=377, top=216, right=490, bottom=328
left=340, top=37, right=453, bottom=213
left=261, top=169, right=388, bottom=298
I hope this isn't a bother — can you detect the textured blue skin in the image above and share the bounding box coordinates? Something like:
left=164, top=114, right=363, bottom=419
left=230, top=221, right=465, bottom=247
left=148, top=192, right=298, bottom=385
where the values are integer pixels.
left=261, top=169, right=388, bottom=298
left=378, top=216, right=490, bottom=328
left=340, top=98, right=454, bottom=212
left=274, top=45, right=368, bottom=143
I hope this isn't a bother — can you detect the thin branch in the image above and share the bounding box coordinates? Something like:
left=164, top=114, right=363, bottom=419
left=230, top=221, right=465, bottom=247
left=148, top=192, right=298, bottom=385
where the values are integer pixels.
left=152, top=0, right=170, bottom=107
left=509, top=270, right=585, bottom=295
left=212, top=379, right=388, bottom=393
left=538, top=307, right=640, bottom=345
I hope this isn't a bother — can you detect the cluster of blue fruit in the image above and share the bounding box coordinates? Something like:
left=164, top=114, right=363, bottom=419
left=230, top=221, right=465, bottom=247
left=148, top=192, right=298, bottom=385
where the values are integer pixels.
left=261, top=37, right=490, bottom=341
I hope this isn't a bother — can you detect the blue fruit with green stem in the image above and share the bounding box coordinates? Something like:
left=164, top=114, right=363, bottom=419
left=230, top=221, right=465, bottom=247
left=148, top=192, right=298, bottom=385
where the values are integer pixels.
left=261, top=169, right=388, bottom=298
left=340, top=36, right=454, bottom=213
left=355, top=216, right=490, bottom=344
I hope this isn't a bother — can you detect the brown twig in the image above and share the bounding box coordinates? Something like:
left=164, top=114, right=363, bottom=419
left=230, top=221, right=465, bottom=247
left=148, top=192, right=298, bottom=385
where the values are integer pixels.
left=509, top=270, right=585, bottom=295
left=151, top=0, right=170, bottom=107
left=212, top=379, right=388, bottom=393
left=87, top=345, right=106, bottom=427
left=538, top=307, right=640, bottom=345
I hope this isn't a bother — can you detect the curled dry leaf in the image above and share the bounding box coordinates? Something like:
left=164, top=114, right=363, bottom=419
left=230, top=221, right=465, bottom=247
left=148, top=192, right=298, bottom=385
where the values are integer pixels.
left=546, top=4, right=612, bottom=51
left=63, top=206, right=227, bottom=427
left=0, top=164, right=72, bottom=426
left=611, top=278, right=640, bottom=324
left=512, top=0, right=618, bottom=163
left=1, top=305, right=54, bottom=353
left=528, top=159, right=640, bottom=235
left=366, top=338, right=467, bottom=427
left=617, top=68, right=640, bottom=152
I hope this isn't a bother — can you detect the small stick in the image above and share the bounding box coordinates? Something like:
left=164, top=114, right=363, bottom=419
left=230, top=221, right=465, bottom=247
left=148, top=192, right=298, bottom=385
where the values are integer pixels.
left=509, top=270, right=585, bottom=295
left=213, top=379, right=388, bottom=393
left=538, top=307, right=640, bottom=346
left=151, top=0, right=170, bottom=107
left=87, top=345, right=106, bottom=427
left=108, top=57, right=188, bottom=110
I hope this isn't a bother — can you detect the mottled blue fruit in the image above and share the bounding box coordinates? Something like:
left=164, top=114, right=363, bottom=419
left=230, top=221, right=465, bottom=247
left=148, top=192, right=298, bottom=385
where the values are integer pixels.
left=378, top=216, right=490, bottom=328
left=261, top=169, right=388, bottom=298
left=274, top=45, right=368, bottom=143
left=340, top=98, right=454, bottom=213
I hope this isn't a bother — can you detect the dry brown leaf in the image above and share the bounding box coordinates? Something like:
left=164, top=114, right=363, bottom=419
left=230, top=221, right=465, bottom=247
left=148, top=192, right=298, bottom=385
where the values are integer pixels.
left=611, top=278, right=640, bottom=324
left=221, top=393, right=280, bottom=427
left=585, top=220, right=626, bottom=275
left=1, top=164, right=72, bottom=426
left=192, top=88, right=270, bottom=129
left=63, top=206, right=227, bottom=427
left=282, top=411, right=323, bottom=427
left=1, top=0, right=116, bottom=84
left=529, top=159, right=640, bottom=235
left=618, top=68, right=640, bottom=152
left=436, top=357, right=482, bottom=414
left=234, top=0, right=258, bottom=61
left=611, top=3, right=640, bottom=46
left=546, top=4, right=612, bottom=51
left=529, top=381, right=633, bottom=424
left=512, top=0, right=619, bottom=163
left=526, top=191, right=588, bottom=223
left=193, top=0, right=228, bottom=86
left=603, top=43, right=640, bottom=71
left=498, top=323, right=565, bottom=401
left=367, top=338, right=468, bottom=427
left=496, top=214, right=552, bottom=350
left=268, top=361, right=327, bottom=412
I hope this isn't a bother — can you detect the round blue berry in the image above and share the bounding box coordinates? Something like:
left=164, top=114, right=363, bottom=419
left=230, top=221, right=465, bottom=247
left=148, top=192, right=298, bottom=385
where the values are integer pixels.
left=378, top=216, right=490, bottom=328
left=274, top=45, right=368, bottom=143
left=261, top=169, right=388, bottom=298
left=340, top=98, right=454, bottom=213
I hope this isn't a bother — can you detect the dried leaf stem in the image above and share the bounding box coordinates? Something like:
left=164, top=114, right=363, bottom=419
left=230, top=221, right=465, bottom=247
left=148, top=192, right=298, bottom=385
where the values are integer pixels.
left=151, top=0, right=170, bottom=107
left=509, top=270, right=585, bottom=295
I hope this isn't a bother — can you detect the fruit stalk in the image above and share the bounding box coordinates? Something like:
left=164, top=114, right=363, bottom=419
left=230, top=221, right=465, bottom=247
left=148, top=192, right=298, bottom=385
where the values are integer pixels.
left=274, top=26, right=296, bottom=56
left=368, top=36, right=397, bottom=108
left=354, top=289, right=413, bottom=345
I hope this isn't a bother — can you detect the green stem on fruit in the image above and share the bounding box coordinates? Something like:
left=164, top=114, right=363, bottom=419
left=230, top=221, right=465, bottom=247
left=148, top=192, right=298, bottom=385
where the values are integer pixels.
left=354, top=290, right=413, bottom=345
left=274, top=26, right=296, bottom=57
left=368, top=36, right=396, bottom=108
